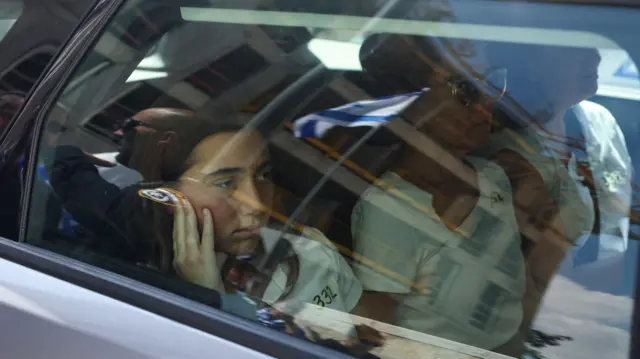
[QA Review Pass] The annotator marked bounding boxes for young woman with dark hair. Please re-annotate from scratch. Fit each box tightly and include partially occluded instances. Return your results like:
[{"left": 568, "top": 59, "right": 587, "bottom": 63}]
[{"left": 49, "top": 119, "right": 362, "bottom": 311}]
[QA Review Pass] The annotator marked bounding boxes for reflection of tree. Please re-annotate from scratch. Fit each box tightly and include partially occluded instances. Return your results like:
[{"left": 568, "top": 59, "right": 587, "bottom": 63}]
[{"left": 524, "top": 329, "right": 573, "bottom": 359}]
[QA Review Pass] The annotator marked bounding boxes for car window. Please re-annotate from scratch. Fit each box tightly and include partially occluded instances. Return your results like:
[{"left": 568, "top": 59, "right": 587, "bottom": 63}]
[
  {"left": 0, "top": 0, "right": 98, "bottom": 117},
  {"left": 25, "top": 1, "right": 640, "bottom": 358},
  {"left": 0, "top": 0, "right": 102, "bottom": 242}
]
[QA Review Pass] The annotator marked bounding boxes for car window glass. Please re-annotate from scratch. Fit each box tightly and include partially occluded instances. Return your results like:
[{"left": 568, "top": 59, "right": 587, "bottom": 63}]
[
  {"left": 0, "top": 1, "right": 94, "bottom": 241},
  {"left": 26, "top": 1, "right": 640, "bottom": 358}
]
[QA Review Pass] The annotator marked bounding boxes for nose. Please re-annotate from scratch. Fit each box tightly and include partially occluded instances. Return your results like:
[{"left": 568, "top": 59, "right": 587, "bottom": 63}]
[{"left": 233, "top": 178, "right": 266, "bottom": 215}]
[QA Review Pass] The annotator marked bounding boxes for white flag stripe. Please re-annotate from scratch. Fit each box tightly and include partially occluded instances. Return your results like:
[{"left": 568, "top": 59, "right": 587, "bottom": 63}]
[{"left": 293, "top": 89, "right": 427, "bottom": 138}]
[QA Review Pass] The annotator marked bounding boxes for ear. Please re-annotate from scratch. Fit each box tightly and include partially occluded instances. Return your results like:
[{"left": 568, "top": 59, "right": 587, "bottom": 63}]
[{"left": 157, "top": 131, "right": 176, "bottom": 146}]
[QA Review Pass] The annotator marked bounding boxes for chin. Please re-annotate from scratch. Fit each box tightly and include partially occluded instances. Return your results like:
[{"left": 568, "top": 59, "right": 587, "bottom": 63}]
[{"left": 224, "top": 236, "right": 260, "bottom": 255}]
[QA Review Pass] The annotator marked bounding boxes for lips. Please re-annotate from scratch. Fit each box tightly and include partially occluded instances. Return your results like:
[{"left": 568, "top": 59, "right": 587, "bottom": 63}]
[{"left": 233, "top": 225, "right": 261, "bottom": 237}]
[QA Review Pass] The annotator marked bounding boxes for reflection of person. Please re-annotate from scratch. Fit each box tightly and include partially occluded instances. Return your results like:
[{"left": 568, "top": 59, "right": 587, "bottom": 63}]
[
  {"left": 350, "top": 82, "right": 526, "bottom": 353},
  {"left": 553, "top": 100, "right": 633, "bottom": 295},
  {"left": 342, "top": 35, "right": 566, "bottom": 356},
  {"left": 99, "top": 107, "right": 202, "bottom": 187},
  {"left": 481, "top": 43, "right": 632, "bottom": 293},
  {"left": 481, "top": 44, "right": 601, "bottom": 244},
  {"left": 84, "top": 108, "right": 209, "bottom": 191},
  {"left": 50, "top": 121, "right": 362, "bottom": 312},
  {"left": 565, "top": 100, "right": 631, "bottom": 266},
  {"left": 90, "top": 108, "right": 199, "bottom": 189}
]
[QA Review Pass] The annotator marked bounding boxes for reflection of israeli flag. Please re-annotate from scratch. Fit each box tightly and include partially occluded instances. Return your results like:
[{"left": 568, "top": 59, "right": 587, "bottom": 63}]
[{"left": 293, "top": 89, "right": 427, "bottom": 138}]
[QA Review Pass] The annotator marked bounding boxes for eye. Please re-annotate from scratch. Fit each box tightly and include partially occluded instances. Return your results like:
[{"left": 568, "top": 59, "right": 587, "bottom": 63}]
[{"left": 213, "top": 178, "right": 236, "bottom": 189}]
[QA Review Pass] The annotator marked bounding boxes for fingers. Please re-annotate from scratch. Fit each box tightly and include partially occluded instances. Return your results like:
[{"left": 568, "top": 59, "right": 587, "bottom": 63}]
[
  {"left": 182, "top": 198, "right": 199, "bottom": 258},
  {"left": 173, "top": 198, "right": 186, "bottom": 263},
  {"left": 201, "top": 208, "right": 215, "bottom": 253}
]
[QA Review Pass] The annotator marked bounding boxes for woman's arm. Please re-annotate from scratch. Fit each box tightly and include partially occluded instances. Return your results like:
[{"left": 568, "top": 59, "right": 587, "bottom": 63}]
[
  {"left": 349, "top": 191, "right": 422, "bottom": 320},
  {"left": 492, "top": 149, "right": 569, "bottom": 330}
]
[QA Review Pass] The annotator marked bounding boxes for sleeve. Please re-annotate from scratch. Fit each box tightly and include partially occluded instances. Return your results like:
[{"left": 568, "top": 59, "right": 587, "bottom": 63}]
[
  {"left": 350, "top": 190, "right": 420, "bottom": 294},
  {"left": 302, "top": 226, "right": 363, "bottom": 312},
  {"left": 334, "top": 245, "right": 363, "bottom": 312},
  {"left": 590, "top": 104, "right": 632, "bottom": 237},
  {"left": 568, "top": 101, "right": 631, "bottom": 240},
  {"left": 489, "top": 130, "right": 595, "bottom": 244},
  {"left": 48, "top": 145, "right": 123, "bottom": 233},
  {"left": 48, "top": 145, "right": 149, "bottom": 259}
]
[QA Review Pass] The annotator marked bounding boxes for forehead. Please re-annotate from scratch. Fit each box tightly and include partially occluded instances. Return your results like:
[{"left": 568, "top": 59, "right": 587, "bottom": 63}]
[{"left": 193, "top": 131, "right": 268, "bottom": 173}]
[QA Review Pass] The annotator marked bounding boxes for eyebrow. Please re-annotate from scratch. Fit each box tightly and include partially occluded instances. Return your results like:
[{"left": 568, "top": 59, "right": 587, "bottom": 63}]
[
  {"left": 206, "top": 167, "right": 245, "bottom": 177},
  {"left": 205, "top": 160, "right": 271, "bottom": 178}
]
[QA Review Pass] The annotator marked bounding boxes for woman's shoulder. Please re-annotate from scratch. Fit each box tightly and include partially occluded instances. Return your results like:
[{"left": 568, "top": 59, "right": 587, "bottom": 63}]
[
  {"left": 356, "top": 171, "right": 434, "bottom": 214},
  {"left": 260, "top": 226, "right": 344, "bottom": 265},
  {"left": 483, "top": 149, "right": 546, "bottom": 189},
  {"left": 480, "top": 127, "right": 562, "bottom": 185}
]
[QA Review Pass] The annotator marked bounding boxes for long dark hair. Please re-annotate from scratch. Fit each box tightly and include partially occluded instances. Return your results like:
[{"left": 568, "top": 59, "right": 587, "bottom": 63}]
[{"left": 122, "top": 117, "right": 243, "bottom": 267}]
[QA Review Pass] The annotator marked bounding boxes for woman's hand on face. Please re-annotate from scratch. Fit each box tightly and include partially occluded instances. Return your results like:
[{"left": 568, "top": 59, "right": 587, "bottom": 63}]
[{"left": 173, "top": 197, "right": 222, "bottom": 291}]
